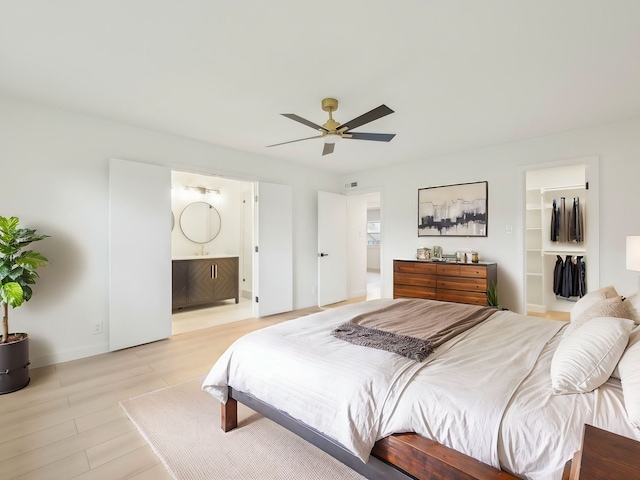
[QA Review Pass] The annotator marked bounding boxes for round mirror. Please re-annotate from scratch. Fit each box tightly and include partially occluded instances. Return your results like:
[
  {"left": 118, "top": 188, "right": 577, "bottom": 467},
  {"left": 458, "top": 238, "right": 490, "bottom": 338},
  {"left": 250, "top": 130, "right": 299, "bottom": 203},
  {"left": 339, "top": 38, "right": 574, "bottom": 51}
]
[
  {"left": 171, "top": 211, "right": 175, "bottom": 231},
  {"left": 179, "top": 201, "right": 221, "bottom": 244}
]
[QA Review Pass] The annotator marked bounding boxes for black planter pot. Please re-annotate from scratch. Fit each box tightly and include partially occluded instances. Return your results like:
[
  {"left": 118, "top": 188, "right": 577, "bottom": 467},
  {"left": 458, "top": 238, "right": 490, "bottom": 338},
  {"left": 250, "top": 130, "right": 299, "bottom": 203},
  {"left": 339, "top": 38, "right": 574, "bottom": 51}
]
[{"left": 0, "top": 333, "right": 30, "bottom": 394}]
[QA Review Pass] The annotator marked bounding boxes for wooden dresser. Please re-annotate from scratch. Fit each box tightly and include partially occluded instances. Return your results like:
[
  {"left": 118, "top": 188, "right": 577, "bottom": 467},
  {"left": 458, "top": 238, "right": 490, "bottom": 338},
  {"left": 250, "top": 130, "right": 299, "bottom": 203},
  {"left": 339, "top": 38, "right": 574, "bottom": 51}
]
[{"left": 394, "top": 259, "right": 497, "bottom": 306}]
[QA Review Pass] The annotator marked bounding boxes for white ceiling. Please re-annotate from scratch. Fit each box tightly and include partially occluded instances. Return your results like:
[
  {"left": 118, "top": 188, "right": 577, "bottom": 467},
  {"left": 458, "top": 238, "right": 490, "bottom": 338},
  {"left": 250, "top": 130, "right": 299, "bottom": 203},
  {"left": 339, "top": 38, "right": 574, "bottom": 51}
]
[{"left": 2, "top": 1, "right": 640, "bottom": 175}]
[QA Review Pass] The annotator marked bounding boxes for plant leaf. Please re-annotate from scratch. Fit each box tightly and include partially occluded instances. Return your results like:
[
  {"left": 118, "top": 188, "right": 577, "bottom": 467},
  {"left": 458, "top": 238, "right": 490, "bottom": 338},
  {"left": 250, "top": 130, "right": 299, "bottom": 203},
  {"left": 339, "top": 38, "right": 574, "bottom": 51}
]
[
  {"left": 0, "top": 282, "right": 24, "bottom": 308},
  {"left": 8, "top": 266, "right": 24, "bottom": 280},
  {"left": 16, "top": 251, "right": 49, "bottom": 270},
  {"left": 0, "top": 217, "right": 19, "bottom": 235}
]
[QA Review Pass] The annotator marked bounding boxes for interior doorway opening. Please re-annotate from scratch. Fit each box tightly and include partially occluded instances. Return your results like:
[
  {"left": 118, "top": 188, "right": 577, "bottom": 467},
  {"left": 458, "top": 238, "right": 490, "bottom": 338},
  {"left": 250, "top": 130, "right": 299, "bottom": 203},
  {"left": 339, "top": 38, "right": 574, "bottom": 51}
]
[
  {"left": 366, "top": 195, "right": 382, "bottom": 300},
  {"left": 171, "top": 170, "right": 253, "bottom": 335},
  {"left": 345, "top": 190, "right": 382, "bottom": 303},
  {"left": 523, "top": 157, "right": 599, "bottom": 319}
]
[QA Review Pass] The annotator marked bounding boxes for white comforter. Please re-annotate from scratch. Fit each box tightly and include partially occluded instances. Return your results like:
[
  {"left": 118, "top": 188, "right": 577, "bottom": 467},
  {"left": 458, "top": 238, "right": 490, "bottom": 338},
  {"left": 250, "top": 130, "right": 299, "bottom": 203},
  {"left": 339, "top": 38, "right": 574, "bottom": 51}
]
[{"left": 202, "top": 299, "right": 639, "bottom": 479}]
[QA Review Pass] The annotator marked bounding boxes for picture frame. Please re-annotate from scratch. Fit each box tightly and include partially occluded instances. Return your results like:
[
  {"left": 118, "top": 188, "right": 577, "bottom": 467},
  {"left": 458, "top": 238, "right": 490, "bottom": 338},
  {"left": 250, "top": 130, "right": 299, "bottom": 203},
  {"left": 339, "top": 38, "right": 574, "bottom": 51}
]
[{"left": 418, "top": 181, "right": 488, "bottom": 237}]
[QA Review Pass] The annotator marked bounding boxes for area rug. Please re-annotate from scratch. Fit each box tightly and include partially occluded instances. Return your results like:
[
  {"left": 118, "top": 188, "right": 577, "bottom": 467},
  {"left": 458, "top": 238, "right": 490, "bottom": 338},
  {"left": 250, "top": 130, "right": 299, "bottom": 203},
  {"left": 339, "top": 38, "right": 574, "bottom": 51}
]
[{"left": 120, "top": 377, "right": 365, "bottom": 480}]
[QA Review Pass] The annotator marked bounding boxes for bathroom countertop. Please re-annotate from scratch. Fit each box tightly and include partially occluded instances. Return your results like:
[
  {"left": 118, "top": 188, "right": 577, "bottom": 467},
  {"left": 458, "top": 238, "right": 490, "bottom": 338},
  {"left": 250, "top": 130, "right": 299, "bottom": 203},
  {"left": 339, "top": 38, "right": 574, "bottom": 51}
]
[{"left": 172, "top": 254, "right": 239, "bottom": 260}]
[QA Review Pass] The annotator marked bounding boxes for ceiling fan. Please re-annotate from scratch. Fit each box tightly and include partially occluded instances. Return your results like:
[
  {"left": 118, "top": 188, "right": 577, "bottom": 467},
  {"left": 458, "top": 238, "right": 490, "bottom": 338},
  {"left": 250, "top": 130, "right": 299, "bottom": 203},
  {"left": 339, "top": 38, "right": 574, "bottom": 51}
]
[{"left": 267, "top": 98, "right": 395, "bottom": 156}]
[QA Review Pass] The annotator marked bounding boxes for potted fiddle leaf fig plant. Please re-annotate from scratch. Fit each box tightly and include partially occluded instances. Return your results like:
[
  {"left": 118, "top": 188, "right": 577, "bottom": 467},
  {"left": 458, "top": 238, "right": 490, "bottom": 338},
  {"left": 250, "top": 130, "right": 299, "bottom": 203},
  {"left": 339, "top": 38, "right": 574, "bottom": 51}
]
[{"left": 0, "top": 216, "right": 49, "bottom": 394}]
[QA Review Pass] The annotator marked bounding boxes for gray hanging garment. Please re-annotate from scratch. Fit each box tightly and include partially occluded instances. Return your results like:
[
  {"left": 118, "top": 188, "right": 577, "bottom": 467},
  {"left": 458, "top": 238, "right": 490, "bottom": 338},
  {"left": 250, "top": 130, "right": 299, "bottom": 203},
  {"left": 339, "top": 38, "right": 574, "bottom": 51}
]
[
  {"left": 550, "top": 199, "right": 559, "bottom": 241},
  {"left": 553, "top": 255, "right": 564, "bottom": 295},
  {"left": 559, "top": 197, "right": 568, "bottom": 242},
  {"left": 574, "top": 197, "right": 583, "bottom": 243}
]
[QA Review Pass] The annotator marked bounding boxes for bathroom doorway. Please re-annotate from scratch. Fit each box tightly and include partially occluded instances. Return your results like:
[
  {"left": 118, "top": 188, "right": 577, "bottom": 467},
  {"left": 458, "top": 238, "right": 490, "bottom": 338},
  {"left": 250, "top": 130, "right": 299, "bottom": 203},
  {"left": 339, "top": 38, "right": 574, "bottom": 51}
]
[{"left": 171, "top": 171, "right": 254, "bottom": 334}]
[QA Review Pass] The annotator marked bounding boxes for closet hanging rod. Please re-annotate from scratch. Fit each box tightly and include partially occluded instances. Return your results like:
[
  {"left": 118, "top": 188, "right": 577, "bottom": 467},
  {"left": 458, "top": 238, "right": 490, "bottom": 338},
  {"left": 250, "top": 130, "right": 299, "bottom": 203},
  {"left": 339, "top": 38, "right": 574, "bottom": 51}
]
[{"left": 540, "top": 184, "right": 585, "bottom": 193}]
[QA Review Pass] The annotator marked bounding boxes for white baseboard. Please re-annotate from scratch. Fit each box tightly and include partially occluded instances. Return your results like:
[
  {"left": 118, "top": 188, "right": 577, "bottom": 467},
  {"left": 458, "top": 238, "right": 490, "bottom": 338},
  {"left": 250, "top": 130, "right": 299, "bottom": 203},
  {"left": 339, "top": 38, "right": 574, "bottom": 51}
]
[{"left": 30, "top": 343, "right": 110, "bottom": 369}]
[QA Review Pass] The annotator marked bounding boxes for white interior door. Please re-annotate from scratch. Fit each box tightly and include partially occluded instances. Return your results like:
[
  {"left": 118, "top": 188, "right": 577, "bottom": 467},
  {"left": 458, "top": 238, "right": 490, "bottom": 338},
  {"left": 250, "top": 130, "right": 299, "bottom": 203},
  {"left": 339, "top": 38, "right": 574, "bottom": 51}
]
[
  {"left": 254, "top": 182, "right": 293, "bottom": 317},
  {"left": 109, "top": 158, "right": 172, "bottom": 351},
  {"left": 318, "top": 191, "right": 347, "bottom": 306}
]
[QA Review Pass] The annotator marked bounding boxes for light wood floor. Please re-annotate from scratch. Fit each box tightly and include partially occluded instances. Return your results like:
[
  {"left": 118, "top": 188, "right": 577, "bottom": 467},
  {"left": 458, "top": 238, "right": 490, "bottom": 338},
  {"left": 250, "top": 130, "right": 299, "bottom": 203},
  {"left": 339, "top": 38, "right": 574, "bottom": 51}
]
[{"left": 0, "top": 306, "right": 323, "bottom": 480}]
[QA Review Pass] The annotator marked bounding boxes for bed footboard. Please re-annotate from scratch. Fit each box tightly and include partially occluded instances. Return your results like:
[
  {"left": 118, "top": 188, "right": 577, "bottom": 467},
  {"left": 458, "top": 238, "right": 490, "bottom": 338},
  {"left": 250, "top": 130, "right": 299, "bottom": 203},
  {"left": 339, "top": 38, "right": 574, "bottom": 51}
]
[{"left": 372, "top": 433, "right": 519, "bottom": 480}]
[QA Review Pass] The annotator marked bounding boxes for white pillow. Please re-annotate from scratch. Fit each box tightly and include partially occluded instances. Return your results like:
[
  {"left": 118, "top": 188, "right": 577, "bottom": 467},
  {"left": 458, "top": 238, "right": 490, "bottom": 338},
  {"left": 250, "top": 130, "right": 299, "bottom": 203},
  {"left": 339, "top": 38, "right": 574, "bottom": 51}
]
[
  {"left": 551, "top": 316, "right": 634, "bottom": 395},
  {"left": 570, "top": 285, "right": 618, "bottom": 322},
  {"left": 618, "top": 326, "right": 640, "bottom": 427},
  {"left": 612, "top": 324, "right": 640, "bottom": 379},
  {"left": 623, "top": 291, "right": 640, "bottom": 325},
  {"left": 564, "top": 296, "right": 630, "bottom": 337}
]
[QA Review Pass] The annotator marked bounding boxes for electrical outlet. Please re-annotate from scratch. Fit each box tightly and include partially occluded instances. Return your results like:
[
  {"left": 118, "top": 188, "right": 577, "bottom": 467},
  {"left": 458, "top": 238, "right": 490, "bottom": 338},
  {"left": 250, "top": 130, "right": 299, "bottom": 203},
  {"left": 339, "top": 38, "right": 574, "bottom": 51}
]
[{"left": 92, "top": 321, "right": 103, "bottom": 335}]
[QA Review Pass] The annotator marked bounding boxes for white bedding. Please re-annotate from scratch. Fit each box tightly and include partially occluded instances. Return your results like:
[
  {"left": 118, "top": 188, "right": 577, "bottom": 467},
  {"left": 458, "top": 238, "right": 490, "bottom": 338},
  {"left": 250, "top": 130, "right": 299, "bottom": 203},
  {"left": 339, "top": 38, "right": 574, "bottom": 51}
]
[{"left": 202, "top": 299, "right": 639, "bottom": 479}]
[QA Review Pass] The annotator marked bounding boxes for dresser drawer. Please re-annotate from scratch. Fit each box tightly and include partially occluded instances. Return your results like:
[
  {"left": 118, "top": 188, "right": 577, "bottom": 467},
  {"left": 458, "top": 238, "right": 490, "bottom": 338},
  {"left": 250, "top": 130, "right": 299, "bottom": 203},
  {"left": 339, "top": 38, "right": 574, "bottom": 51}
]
[
  {"left": 437, "top": 289, "right": 489, "bottom": 306},
  {"left": 437, "top": 264, "right": 487, "bottom": 278},
  {"left": 394, "top": 285, "right": 437, "bottom": 300},
  {"left": 394, "top": 272, "right": 437, "bottom": 288},
  {"left": 394, "top": 261, "right": 437, "bottom": 275},
  {"left": 437, "top": 276, "right": 487, "bottom": 292}
]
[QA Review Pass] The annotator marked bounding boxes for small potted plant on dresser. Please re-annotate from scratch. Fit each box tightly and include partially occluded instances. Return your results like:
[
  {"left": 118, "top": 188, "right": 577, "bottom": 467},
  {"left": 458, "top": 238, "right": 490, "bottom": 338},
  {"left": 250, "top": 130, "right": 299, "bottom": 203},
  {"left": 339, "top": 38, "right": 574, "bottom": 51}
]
[{"left": 0, "top": 216, "right": 49, "bottom": 394}]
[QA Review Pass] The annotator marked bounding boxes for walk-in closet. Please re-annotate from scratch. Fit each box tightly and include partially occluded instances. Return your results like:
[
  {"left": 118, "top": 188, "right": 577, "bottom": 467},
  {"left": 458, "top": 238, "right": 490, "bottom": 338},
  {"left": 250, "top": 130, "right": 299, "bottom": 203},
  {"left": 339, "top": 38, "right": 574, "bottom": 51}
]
[{"left": 525, "top": 159, "right": 599, "bottom": 315}]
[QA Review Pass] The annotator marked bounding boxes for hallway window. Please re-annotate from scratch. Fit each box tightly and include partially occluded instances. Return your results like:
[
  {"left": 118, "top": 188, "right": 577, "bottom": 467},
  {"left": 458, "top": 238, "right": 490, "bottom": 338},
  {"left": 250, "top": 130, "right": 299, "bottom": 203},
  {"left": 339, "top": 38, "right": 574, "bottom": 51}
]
[{"left": 367, "top": 221, "right": 380, "bottom": 245}]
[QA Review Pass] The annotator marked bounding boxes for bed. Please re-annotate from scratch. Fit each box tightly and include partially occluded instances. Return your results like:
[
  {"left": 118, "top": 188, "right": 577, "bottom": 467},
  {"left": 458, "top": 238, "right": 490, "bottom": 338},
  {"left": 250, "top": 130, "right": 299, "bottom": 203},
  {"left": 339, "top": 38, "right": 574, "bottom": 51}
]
[{"left": 202, "top": 291, "right": 640, "bottom": 480}]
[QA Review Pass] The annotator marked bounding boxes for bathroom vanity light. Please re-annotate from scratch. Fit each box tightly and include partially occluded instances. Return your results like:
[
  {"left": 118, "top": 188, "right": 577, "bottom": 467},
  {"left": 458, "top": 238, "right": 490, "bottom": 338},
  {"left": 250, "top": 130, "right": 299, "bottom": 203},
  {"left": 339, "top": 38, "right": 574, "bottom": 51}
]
[{"left": 184, "top": 186, "right": 221, "bottom": 195}]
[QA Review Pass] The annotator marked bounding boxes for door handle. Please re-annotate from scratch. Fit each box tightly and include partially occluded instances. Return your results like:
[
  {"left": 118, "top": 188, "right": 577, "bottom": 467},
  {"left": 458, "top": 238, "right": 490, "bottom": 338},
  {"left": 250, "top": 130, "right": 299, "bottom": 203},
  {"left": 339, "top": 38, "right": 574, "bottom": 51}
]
[{"left": 318, "top": 253, "right": 329, "bottom": 257}]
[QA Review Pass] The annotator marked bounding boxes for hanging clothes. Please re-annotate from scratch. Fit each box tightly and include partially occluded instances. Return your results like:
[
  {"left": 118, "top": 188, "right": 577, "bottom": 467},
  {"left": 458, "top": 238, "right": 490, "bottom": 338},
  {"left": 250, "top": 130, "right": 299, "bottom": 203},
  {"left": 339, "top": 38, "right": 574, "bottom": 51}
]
[
  {"left": 569, "top": 197, "right": 584, "bottom": 243},
  {"left": 550, "top": 196, "right": 584, "bottom": 243},
  {"left": 574, "top": 255, "right": 586, "bottom": 297},
  {"left": 561, "top": 255, "right": 573, "bottom": 298},
  {"left": 554, "top": 255, "right": 586, "bottom": 299},
  {"left": 553, "top": 255, "right": 564, "bottom": 295},
  {"left": 550, "top": 199, "right": 560, "bottom": 241},
  {"left": 559, "top": 197, "right": 568, "bottom": 242}
]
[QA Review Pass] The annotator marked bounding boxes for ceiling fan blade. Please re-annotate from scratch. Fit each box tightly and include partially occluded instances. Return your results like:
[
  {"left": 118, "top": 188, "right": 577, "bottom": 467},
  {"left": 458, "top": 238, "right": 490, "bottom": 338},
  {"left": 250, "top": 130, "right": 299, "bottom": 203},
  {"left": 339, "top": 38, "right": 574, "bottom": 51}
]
[
  {"left": 322, "top": 143, "right": 335, "bottom": 156},
  {"left": 281, "top": 114, "right": 328, "bottom": 132},
  {"left": 266, "top": 135, "right": 323, "bottom": 147},
  {"left": 346, "top": 132, "right": 396, "bottom": 142},
  {"left": 339, "top": 105, "right": 394, "bottom": 132}
]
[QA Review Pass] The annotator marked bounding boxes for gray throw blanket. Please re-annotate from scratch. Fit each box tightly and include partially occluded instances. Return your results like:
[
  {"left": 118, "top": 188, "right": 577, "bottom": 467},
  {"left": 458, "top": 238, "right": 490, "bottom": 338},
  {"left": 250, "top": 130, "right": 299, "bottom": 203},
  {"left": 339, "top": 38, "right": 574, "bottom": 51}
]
[{"left": 332, "top": 299, "right": 496, "bottom": 361}]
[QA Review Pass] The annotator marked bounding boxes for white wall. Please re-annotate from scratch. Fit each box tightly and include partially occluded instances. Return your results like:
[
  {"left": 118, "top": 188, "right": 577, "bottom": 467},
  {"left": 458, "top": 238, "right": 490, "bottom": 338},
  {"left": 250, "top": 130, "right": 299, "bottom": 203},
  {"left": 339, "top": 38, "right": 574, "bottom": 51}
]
[
  {"left": 343, "top": 117, "right": 640, "bottom": 312},
  {"left": 0, "top": 94, "right": 341, "bottom": 367}
]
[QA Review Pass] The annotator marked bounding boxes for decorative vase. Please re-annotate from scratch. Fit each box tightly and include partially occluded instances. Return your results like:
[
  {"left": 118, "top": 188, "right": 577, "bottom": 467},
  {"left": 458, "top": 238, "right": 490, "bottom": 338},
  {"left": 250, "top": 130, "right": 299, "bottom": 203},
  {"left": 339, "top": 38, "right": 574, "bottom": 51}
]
[{"left": 0, "top": 333, "right": 30, "bottom": 394}]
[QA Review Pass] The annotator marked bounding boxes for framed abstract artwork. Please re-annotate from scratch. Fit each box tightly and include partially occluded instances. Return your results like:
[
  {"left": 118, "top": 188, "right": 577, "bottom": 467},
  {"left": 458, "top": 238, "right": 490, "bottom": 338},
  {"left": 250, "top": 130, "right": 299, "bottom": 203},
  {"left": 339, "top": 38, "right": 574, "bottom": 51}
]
[{"left": 418, "top": 181, "right": 488, "bottom": 237}]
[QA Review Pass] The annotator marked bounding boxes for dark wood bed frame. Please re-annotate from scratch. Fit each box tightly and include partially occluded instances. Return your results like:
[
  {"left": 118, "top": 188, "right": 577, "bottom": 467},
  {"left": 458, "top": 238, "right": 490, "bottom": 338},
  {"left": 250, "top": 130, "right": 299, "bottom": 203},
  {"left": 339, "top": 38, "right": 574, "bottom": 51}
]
[{"left": 221, "top": 386, "right": 526, "bottom": 480}]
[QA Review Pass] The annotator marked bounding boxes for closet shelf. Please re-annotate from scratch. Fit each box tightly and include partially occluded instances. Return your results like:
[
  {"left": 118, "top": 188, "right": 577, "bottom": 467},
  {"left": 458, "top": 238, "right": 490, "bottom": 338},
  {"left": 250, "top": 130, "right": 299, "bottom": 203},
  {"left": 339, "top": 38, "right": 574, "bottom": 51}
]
[
  {"left": 541, "top": 184, "right": 585, "bottom": 193},
  {"left": 543, "top": 250, "right": 586, "bottom": 255}
]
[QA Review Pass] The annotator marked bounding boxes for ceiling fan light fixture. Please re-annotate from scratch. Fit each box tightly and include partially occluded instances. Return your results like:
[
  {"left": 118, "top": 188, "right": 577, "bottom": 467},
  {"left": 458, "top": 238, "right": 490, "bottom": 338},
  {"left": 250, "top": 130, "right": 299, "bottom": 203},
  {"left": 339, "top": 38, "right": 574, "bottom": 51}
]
[
  {"left": 268, "top": 99, "right": 394, "bottom": 155},
  {"left": 323, "top": 133, "right": 342, "bottom": 144}
]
